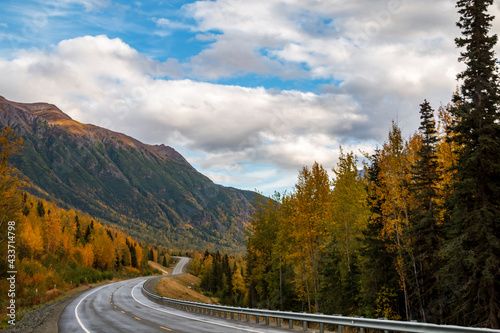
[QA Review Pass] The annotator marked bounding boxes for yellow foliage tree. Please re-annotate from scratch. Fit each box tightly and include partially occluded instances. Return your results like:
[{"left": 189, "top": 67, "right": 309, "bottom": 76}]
[
  {"left": 43, "top": 212, "right": 63, "bottom": 254},
  {"left": 331, "top": 149, "right": 369, "bottom": 278},
  {"left": 92, "top": 229, "right": 115, "bottom": 270},
  {"left": 20, "top": 215, "right": 43, "bottom": 260},
  {"left": 285, "top": 162, "right": 332, "bottom": 313},
  {"left": 83, "top": 243, "right": 94, "bottom": 267},
  {"left": 232, "top": 266, "right": 245, "bottom": 295}
]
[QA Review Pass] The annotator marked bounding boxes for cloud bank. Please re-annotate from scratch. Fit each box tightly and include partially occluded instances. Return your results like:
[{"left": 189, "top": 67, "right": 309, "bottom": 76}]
[{"left": 1, "top": 0, "right": 499, "bottom": 194}]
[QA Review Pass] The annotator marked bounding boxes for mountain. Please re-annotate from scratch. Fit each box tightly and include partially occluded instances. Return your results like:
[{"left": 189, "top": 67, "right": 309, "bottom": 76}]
[{"left": 0, "top": 96, "right": 258, "bottom": 252}]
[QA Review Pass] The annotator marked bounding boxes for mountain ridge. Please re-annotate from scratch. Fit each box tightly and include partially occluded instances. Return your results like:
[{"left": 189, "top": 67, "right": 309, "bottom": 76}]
[{"left": 0, "top": 95, "right": 256, "bottom": 252}]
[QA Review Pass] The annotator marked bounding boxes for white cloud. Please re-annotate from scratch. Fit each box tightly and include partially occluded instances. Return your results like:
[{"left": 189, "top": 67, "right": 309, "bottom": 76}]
[
  {"left": 1, "top": 0, "right": 499, "bottom": 194},
  {"left": 0, "top": 35, "right": 370, "bottom": 193},
  {"left": 152, "top": 17, "right": 192, "bottom": 30},
  {"left": 178, "top": 0, "right": 484, "bottom": 143}
]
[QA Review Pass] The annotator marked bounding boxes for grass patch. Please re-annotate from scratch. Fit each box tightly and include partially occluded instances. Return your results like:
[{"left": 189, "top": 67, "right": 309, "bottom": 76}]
[
  {"left": 155, "top": 274, "right": 218, "bottom": 304},
  {"left": 147, "top": 260, "right": 171, "bottom": 275}
]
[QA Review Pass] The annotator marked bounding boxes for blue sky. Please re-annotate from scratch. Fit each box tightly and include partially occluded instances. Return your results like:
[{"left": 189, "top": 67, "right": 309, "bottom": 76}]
[{"left": 1, "top": 0, "right": 499, "bottom": 195}]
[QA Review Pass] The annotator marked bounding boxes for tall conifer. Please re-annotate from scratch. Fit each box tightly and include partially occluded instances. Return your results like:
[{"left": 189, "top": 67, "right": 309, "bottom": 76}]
[
  {"left": 410, "top": 100, "right": 442, "bottom": 323},
  {"left": 361, "top": 151, "right": 400, "bottom": 318},
  {"left": 444, "top": 0, "right": 500, "bottom": 328}
]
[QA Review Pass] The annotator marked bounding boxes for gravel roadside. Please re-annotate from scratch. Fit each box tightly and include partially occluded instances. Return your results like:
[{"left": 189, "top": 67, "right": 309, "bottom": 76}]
[{"left": 3, "top": 286, "right": 92, "bottom": 333}]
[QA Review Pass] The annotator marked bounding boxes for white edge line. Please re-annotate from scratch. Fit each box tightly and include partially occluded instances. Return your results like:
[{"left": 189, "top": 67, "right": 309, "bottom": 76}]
[
  {"left": 75, "top": 285, "right": 108, "bottom": 333},
  {"left": 131, "top": 281, "right": 267, "bottom": 333}
]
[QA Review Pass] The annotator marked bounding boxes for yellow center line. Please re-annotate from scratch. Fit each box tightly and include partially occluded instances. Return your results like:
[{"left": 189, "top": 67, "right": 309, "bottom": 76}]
[
  {"left": 121, "top": 311, "right": 125, "bottom": 314},
  {"left": 160, "top": 327, "right": 172, "bottom": 331},
  {"left": 134, "top": 317, "right": 141, "bottom": 321}
]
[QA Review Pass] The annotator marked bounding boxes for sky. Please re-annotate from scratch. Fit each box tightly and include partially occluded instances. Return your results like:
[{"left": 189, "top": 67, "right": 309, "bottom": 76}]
[{"left": 0, "top": 0, "right": 499, "bottom": 195}]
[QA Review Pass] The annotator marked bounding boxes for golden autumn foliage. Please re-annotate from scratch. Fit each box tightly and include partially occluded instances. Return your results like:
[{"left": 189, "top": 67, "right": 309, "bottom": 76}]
[
  {"left": 190, "top": 250, "right": 246, "bottom": 306},
  {"left": 245, "top": 112, "right": 464, "bottom": 322},
  {"left": 1, "top": 182, "right": 162, "bottom": 327},
  {"left": 246, "top": 151, "right": 371, "bottom": 314}
]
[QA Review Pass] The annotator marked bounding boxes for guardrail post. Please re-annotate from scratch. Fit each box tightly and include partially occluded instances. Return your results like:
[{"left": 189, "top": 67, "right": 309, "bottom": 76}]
[
  {"left": 359, "top": 328, "right": 365, "bottom": 333},
  {"left": 303, "top": 321, "right": 307, "bottom": 331},
  {"left": 256, "top": 315, "right": 260, "bottom": 324},
  {"left": 238, "top": 313, "right": 241, "bottom": 320},
  {"left": 224, "top": 311, "right": 227, "bottom": 319},
  {"left": 231, "top": 312, "right": 234, "bottom": 320},
  {"left": 246, "top": 314, "right": 250, "bottom": 322},
  {"left": 337, "top": 324, "right": 343, "bottom": 333},
  {"left": 277, "top": 318, "right": 281, "bottom": 327},
  {"left": 265, "top": 317, "right": 269, "bottom": 325},
  {"left": 319, "top": 322, "right": 324, "bottom": 333},
  {"left": 289, "top": 320, "right": 293, "bottom": 329}
]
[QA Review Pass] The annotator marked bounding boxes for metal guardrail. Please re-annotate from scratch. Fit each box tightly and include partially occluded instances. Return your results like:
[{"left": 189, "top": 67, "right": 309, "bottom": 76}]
[{"left": 142, "top": 279, "right": 499, "bottom": 333}]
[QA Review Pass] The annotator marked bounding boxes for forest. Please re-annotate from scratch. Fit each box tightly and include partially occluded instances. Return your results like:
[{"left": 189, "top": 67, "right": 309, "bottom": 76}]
[
  {"left": 244, "top": 0, "right": 499, "bottom": 329},
  {"left": 0, "top": 126, "right": 176, "bottom": 327},
  {"left": 190, "top": 250, "right": 247, "bottom": 306}
]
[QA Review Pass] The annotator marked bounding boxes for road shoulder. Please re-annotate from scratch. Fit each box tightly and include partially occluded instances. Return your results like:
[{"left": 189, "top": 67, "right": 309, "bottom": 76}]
[{"left": 4, "top": 288, "right": 87, "bottom": 333}]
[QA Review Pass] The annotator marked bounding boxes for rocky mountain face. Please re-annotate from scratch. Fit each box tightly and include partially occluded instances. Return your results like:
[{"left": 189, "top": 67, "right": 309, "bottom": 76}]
[{"left": 0, "top": 96, "right": 257, "bottom": 252}]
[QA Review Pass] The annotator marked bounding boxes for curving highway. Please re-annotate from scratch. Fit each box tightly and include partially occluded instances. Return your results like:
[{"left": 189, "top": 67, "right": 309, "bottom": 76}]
[
  {"left": 59, "top": 258, "right": 292, "bottom": 333},
  {"left": 170, "top": 257, "right": 190, "bottom": 276}
]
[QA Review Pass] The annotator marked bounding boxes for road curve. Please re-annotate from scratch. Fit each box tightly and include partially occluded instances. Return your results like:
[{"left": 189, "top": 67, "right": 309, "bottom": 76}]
[
  {"left": 59, "top": 258, "right": 292, "bottom": 333},
  {"left": 171, "top": 257, "right": 190, "bottom": 276}
]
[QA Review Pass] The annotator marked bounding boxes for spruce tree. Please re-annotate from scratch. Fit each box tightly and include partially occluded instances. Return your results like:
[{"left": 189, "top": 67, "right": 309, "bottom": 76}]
[
  {"left": 444, "top": 0, "right": 500, "bottom": 328},
  {"left": 361, "top": 151, "right": 401, "bottom": 318},
  {"left": 75, "top": 215, "right": 81, "bottom": 241},
  {"left": 410, "top": 100, "right": 443, "bottom": 323}
]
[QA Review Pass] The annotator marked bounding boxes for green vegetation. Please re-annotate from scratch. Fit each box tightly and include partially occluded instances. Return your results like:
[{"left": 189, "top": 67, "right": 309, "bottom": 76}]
[
  {"left": 244, "top": 1, "right": 500, "bottom": 328},
  {"left": 190, "top": 250, "right": 246, "bottom": 307},
  {"left": 2, "top": 104, "right": 256, "bottom": 253}
]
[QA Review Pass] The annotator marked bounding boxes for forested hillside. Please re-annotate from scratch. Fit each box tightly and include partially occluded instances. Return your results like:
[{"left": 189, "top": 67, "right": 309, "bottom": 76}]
[
  {"left": 0, "top": 127, "right": 174, "bottom": 327},
  {"left": 245, "top": 1, "right": 500, "bottom": 328},
  {"left": 0, "top": 96, "right": 258, "bottom": 253}
]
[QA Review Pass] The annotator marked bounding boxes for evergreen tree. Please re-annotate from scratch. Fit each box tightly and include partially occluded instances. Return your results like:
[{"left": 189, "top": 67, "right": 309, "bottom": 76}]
[
  {"left": 75, "top": 215, "right": 81, "bottom": 241},
  {"left": 360, "top": 151, "right": 401, "bottom": 318},
  {"left": 222, "top": 254, "right": 233, "bottom": 301},
  {"left": 129, "top": 242, "right": 138, "bottom": 268},
  {"left": 37, "top": 200, "right": 45, "bottom": 217},
  {"left": 444, "top": 0, "right": 500, "bottom": 328},
  {"left": 410, "top": 100, "right": 443, "bottom": 323},
  {"left": 84, "top": 225, "right": 92, "bottom": 243},
  {"left": 322, "top": 149, "right": 368, "bottom": 315},
  {"left": 106, "top": 229, "right": 114, "bottom": 241}
]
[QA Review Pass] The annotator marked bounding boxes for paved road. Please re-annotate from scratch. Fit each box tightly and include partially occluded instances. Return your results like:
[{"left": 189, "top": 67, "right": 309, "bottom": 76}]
[
  {"left": 171, "top": 257, "right": 190, "bottom": 276},
  {"left": 59, "top": 258, "right": 291, "bottom": 333}
]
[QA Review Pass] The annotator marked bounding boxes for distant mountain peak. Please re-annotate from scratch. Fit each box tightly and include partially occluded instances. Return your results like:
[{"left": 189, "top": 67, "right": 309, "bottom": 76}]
[
  {"left": 151, "top": 144, "right": 193, "bottom": 169},
  {"left": 0, "top": 95, "right": 72, "bottom": 122},
  {"left": 0, "top": 96, "right": 189, "bottom": 167},
  {"left": 0, "top": 95, "right": 257, "bottom": 252}
]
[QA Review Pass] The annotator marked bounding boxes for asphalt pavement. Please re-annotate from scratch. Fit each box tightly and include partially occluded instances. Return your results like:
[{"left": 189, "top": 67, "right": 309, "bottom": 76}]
[{"left": 58, "top": 258, "right": 293, "bottom": 333}]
